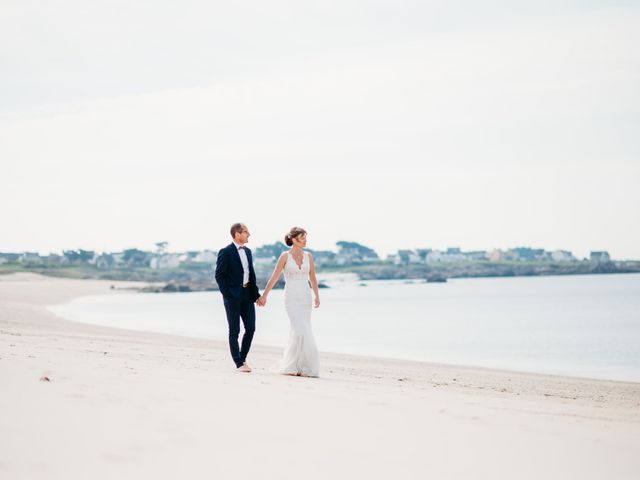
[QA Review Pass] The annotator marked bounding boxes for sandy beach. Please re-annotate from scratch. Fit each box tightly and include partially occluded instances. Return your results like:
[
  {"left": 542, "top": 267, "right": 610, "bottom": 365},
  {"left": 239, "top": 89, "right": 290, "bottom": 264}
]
[{"left": 1, "top": 272, "right": 639, "bottom": 479}]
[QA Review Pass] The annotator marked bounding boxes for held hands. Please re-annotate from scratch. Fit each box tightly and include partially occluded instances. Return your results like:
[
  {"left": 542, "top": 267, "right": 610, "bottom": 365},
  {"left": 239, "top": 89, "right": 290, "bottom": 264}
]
[{"left": 256, "top": 294, "right": 318, "bottom": 308}]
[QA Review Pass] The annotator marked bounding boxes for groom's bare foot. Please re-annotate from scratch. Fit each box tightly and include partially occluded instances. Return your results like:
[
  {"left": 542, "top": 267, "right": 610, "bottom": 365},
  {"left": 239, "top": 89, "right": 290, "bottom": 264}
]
[
  {"left": 237, "top": 364, "right": 251, "bottom": 373},
  {"left": 243, "top": 362, "right": 252, "bottom": 372}
]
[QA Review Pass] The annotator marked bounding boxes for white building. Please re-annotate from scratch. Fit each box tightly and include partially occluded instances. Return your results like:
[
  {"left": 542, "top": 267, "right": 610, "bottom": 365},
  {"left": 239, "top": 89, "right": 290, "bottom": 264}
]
[
  {"left": 426, "top": 249, "right": 468, "bottom": 263},
  {"left": 19, "top": 253, "right": 42, "bottom": 264},
  {"left": 590, "top": 251, "right": 611, "bottom": 263},
  {"left": 426, "top": 250, "right": 444, "bottom": 263},
  {"left": 550, "top": 250, "right": 576, "bottom": 262},
  {"left": 193, "top": 250, "right": 217, "bottom": 263},
  {"left": 465, "top": 251, "right": 488, "bottom": 261},
  {"left": 150, "top": 254, "right": 182, "bottom": 269},
  {"left": 111, "top": 253, "right": 126, "bottom": 265},
  {"left": 393, "top": 250, "right": 423, "bottom": 265}
]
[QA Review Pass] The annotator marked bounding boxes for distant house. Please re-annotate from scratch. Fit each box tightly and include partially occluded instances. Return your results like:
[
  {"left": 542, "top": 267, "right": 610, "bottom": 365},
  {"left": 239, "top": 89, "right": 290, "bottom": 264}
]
[
  {"left": 408, "top": 251, "right": 422, "bottom": 263},
  {"left": 511, "top": 247, "right": 545, "bottom": 261},
  {"left": 395, "top": 250, "right": 421, "bottom": 265},
  {"left": 45, "top": 254, "right": 63, "bottom": 265},
  {"left": 465, "top": 250, "right": 488, "bottom": 261},
  {"left": 111, "top": 252, "right": 126, "bottom": 265},
  {"left": 95, "top": 254, "right": 114, "bottom": 269},
  {"left": 19, "top": 252, "right": 42, "bottom": 264},
  {"left": 550, "top": 250, "right": 576, "bottom": 262},
  {"left": 335, "top": 252, "right": 354, "bottom": 266},
  {"left": 192, "top": 250, "right": 217, "bottom": 264},
  {"left": 489, "top": 249, "right": 522, "bottom": 261},
  {"left": 121, "top": 249, "right": 153, "bottom": 268},
  {"left": 417, "top": 247, "right": 478, "bottom": 263},
  {"left": 426, "top": 248, "right": 467, "bottom": 263},
  {"left": 425, "top": 248, "right": 468, "bottom": 263},
  {"left": 393, "top": 252, "right": 405, "bottom": 265},
  {"left": 488, "top": 249, "right": 504, "bottom": 261},
  {"left": 181, "top": 251, "right": 198, "bottom": 264},
  {"left": 0, "top": 253, "right": 20, "bottom": 263},
  {"left": 181, "top": 251, "right": 217, "bottom": 264},
  {"left": 442, "top": 248, "right": 467, "bottom": 262},
  {"left": 590, "top": 251, "right": 611, "bottom": 263},
  {"left": 150, "top": 254, "right": 181, "bottom": 269},
  {"left": 538, "top": 251, "right": 552, "bottom": 261},
  {"left": 503, "top": 250, "right": 521, "bottom": 261},
  {"left": 416, "top": 249, "right": 432, "bottom": 262},
  {"left": 426, "top": 250, "right": 443, "bottom": 263},
  {"left": 96, "top": 256, "right": 109, "bottom": 269}
]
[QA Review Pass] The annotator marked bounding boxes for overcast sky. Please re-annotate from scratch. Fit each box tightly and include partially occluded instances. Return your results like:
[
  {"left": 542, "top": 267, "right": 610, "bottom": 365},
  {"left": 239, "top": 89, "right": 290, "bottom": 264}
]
[{"left": 1, "top": 1, "right": 639, "bottom": 259}]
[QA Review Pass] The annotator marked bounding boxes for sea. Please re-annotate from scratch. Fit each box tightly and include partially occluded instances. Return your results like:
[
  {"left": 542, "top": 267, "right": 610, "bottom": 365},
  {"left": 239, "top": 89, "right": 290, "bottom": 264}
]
[{"left": 48, "top": 273, "right": 640, "bottom": 382}]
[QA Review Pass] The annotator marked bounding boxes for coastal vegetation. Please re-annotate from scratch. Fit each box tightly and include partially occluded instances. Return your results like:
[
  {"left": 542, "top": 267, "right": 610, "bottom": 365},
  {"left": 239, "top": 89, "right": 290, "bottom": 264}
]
[{"left": 2, "top": 242, "right": 638, "bottom": 292}]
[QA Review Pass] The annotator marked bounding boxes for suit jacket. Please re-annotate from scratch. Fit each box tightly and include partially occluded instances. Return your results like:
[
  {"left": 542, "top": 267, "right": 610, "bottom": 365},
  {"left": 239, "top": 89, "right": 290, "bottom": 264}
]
[{"left": 215, "top": 243, "right": 260, "bottom": 301}]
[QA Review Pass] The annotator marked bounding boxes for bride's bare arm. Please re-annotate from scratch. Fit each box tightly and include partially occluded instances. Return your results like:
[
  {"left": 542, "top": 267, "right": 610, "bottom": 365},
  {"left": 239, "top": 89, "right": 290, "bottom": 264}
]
[
  {"left": 259, "top": 253, "right": 287, "bottom": 305},
  {"left": 309, "top": 253, "right": 321, "bottom": 308}
]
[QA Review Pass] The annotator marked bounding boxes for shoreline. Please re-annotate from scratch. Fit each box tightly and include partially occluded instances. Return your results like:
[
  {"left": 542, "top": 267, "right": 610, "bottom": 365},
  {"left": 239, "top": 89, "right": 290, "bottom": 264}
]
[
  {"left": 48, "top": 294, "right": 640, "bottom": 385},
  {"left": 46, "top": 276, "right": 640, "bottom": 385},
  {"left": 2, "top": 273, "right": 639, "bottom": 479}
]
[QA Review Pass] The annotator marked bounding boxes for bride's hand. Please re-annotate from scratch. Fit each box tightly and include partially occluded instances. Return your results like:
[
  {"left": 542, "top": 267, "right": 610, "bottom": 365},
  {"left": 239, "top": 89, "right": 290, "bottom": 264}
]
[
  {"left": 314, "top": 297, "right": 320, "bottom": 308},
  {"left": 257, "top": 295, "right": 267, "bottom": 307}
]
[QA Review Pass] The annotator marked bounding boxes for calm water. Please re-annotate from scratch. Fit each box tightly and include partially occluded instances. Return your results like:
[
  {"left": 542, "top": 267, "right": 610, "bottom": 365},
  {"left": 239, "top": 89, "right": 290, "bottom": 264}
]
[{"left": 49, "top": 273, "right": 640, "bottom": 382}]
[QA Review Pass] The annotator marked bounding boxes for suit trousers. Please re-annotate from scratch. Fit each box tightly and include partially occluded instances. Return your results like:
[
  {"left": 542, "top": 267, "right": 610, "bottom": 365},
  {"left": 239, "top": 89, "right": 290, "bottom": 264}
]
[{"left": 223, "top": 287, "right": 256, "bottom": 368}]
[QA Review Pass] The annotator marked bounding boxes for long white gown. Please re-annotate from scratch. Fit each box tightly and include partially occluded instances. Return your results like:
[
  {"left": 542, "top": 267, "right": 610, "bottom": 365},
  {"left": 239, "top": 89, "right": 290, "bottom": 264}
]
[{"left": 272, "top": 250, "right": 320, "bottom": 377}]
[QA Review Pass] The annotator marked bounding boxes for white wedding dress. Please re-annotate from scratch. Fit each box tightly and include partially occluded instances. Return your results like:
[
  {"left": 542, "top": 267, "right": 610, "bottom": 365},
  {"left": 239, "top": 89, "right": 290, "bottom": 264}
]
[{"left": 272, "top": 250, "right": 320, "bottom": 377}]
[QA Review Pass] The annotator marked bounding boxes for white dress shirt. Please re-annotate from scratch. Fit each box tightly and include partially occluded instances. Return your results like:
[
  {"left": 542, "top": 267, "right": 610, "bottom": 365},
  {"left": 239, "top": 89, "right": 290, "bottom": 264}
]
[{"left": 232, "top": 241, "right": 250, "bottom": 286}]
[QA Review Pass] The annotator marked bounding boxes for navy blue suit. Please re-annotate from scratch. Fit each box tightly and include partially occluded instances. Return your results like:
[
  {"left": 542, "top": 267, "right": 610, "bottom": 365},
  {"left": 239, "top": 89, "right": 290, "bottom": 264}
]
[{"left": 215, "top": 243, "right": 261, "bottom": 367}]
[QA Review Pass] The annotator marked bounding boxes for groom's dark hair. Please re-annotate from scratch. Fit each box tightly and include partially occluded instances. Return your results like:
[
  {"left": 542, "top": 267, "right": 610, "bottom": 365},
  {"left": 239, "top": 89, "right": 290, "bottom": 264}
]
[{"left": 230, "top": 223, "right": 245, "bottom": 238}]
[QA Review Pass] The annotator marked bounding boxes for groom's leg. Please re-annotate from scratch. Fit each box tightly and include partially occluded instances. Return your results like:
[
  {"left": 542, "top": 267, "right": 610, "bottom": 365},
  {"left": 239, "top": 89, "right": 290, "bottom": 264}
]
[
  {"left": 239, "top": 294, "right": 256, "bottom": 364},
  {"left": 223, "top": 298, "right": 243, "bottom": 368}
]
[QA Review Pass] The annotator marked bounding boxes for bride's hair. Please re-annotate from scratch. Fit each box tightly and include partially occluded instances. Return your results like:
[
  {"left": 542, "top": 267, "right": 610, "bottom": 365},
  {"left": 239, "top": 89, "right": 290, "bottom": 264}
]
[{"left": 285, "top": 226, "right": 307, "bottom": 247}]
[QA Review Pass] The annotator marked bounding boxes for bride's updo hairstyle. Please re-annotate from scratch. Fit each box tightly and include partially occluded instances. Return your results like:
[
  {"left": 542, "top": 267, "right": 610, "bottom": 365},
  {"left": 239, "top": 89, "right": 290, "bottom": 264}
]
[{"left": 285, "top": 226, "right": 307, "bottom": 247}]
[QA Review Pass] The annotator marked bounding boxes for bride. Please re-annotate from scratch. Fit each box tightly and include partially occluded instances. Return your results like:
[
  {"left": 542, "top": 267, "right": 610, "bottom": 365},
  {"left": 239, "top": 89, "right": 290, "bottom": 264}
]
[{"left": 258, "top": 226, "right": 321, "bottom": 377}]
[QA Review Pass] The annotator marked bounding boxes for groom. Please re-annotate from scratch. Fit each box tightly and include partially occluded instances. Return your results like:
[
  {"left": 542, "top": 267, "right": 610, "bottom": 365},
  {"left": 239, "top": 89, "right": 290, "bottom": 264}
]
[{"left": 215, "top": 223, "right": 262, "bottom": 373}]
